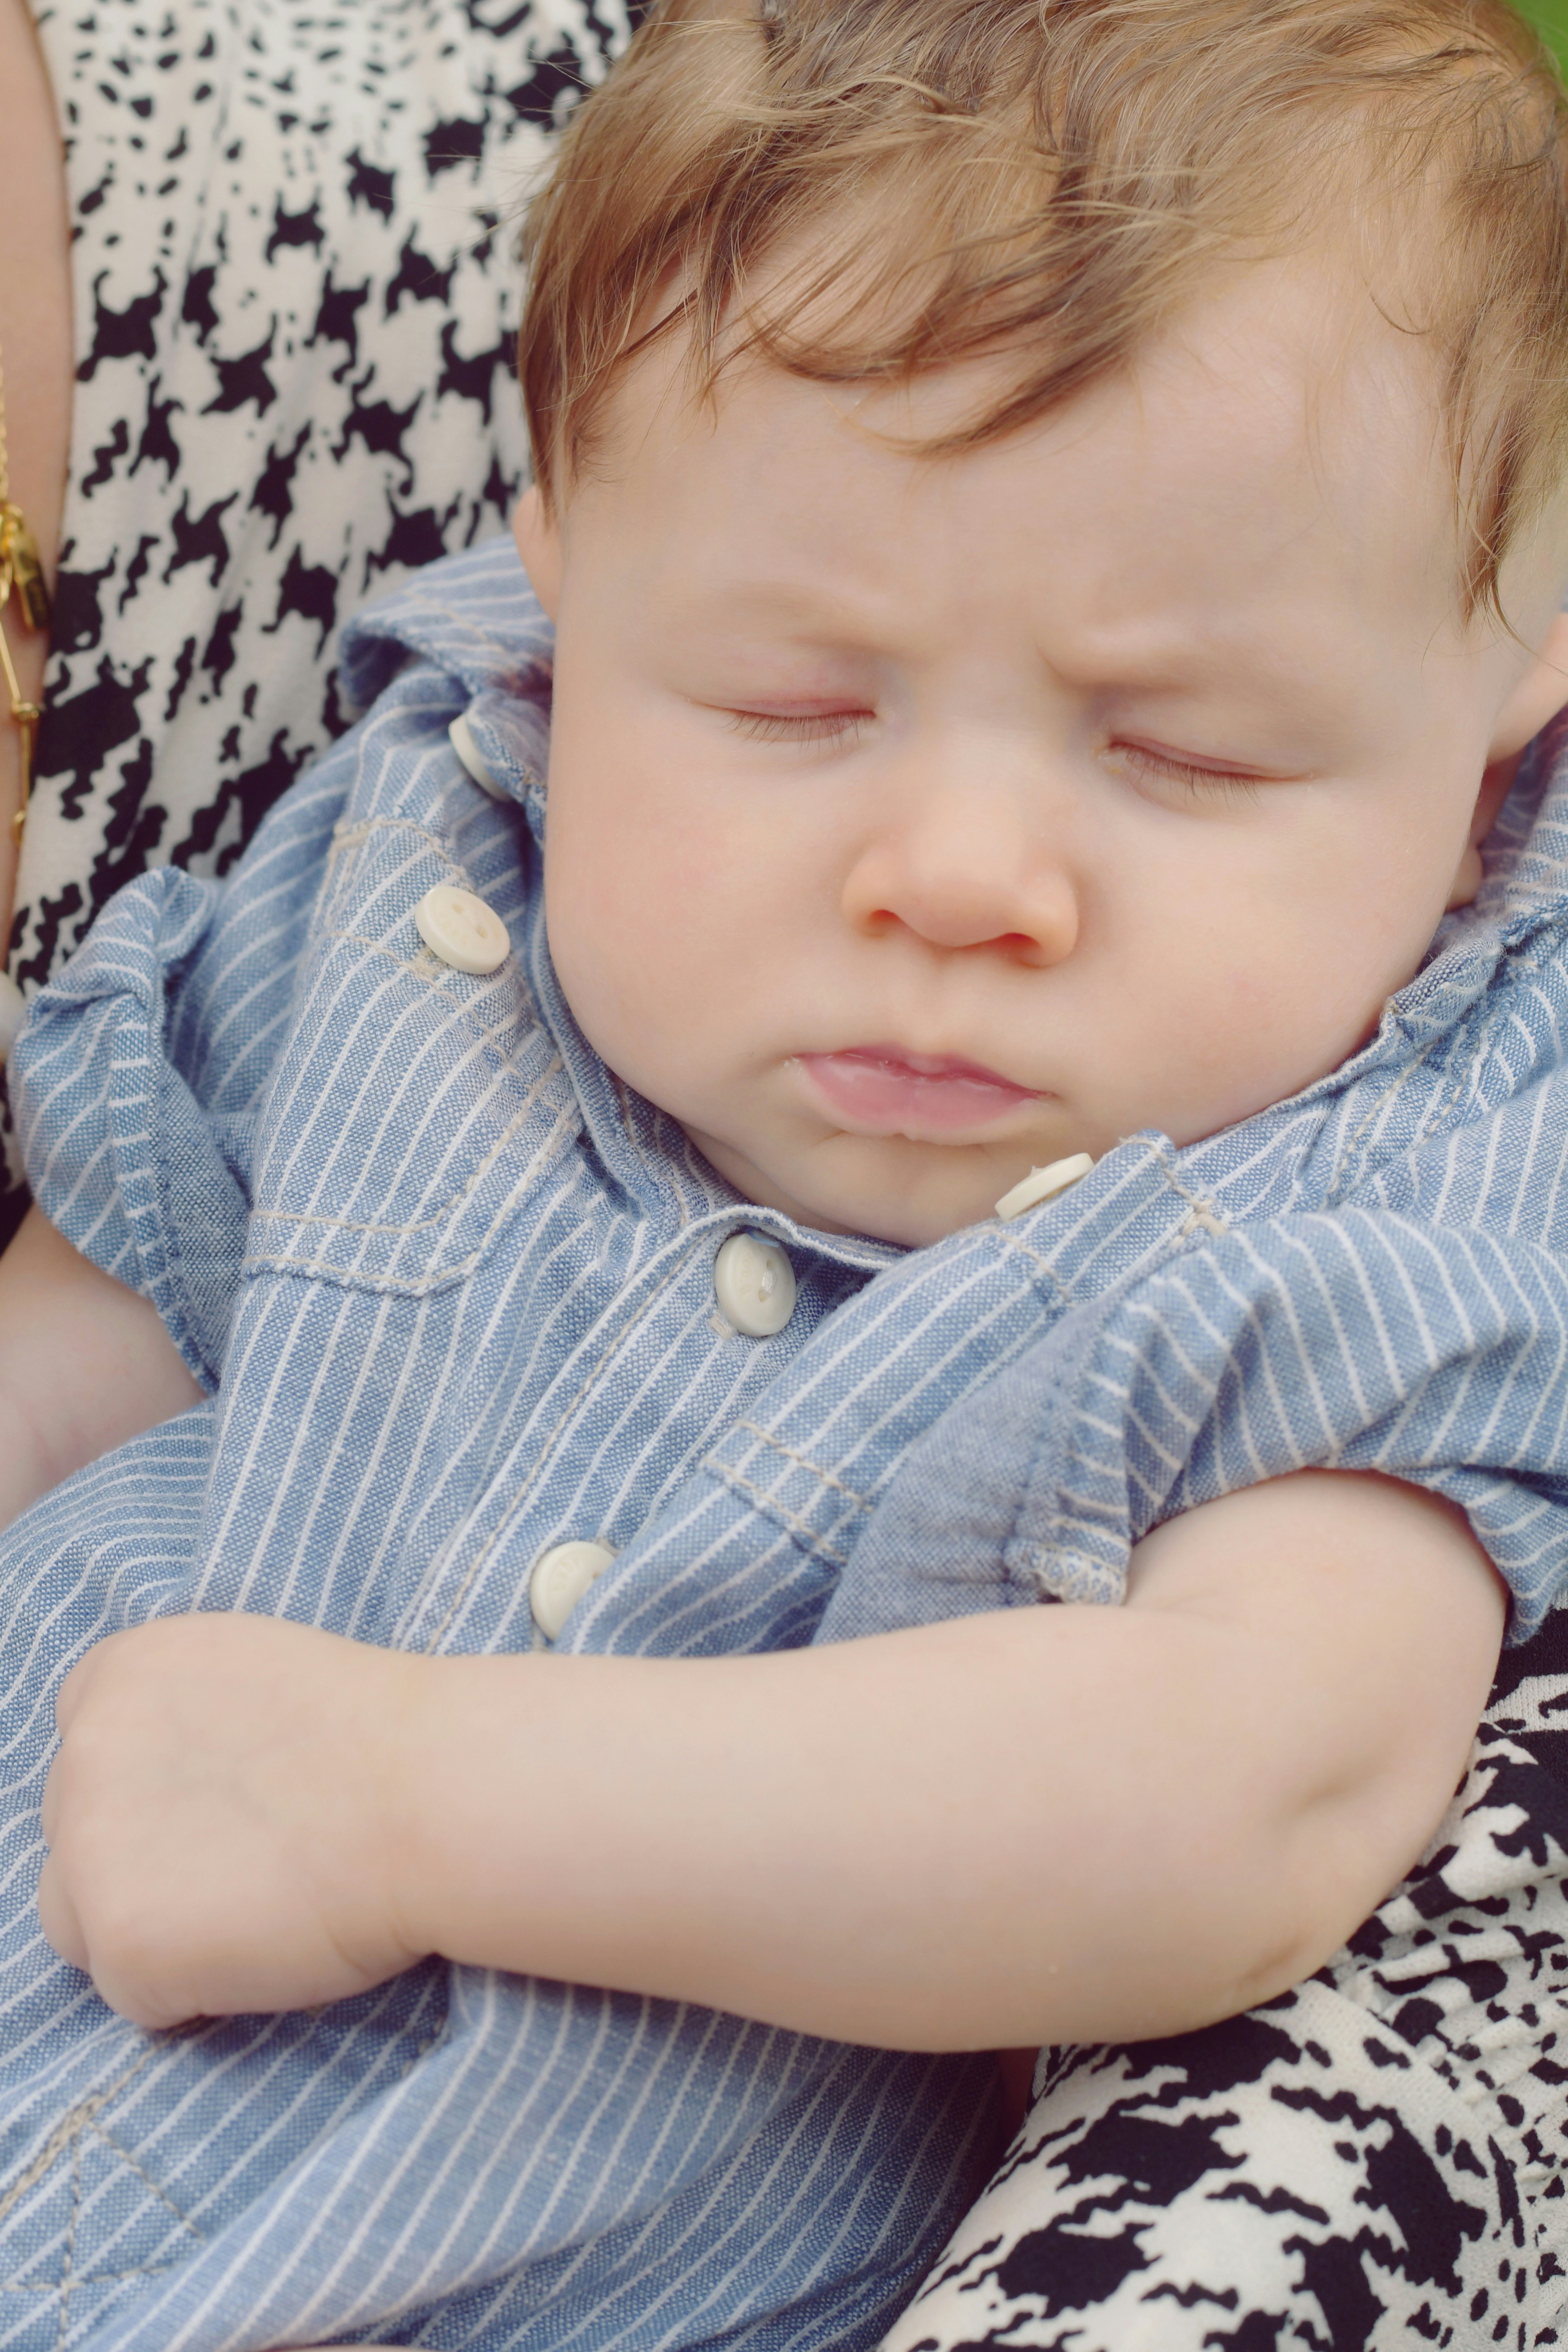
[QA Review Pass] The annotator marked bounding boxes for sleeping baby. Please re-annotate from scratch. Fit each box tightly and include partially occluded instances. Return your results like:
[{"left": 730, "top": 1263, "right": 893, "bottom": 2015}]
[{"left": 2, "top": 1, "right": 1568, "bottom": 2345}]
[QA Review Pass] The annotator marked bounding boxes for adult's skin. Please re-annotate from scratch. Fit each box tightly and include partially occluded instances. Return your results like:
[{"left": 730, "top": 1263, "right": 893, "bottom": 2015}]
[{"left": 0, "top": 0, "right": 71, "bottom": 933}]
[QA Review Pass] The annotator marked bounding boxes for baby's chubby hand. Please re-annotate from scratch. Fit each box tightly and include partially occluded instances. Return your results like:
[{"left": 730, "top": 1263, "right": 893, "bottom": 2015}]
[{"left": 38, "top": 1616, "right": 431, "bottom": 2027}]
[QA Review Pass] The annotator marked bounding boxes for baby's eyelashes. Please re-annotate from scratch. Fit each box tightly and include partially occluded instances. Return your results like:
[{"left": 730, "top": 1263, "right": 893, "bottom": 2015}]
[
  {"left": 724, "top": 708, "right": 877, "bottom": 748},
  {"left": 1102, "top": 738, "right": 1275, "bottom": 805},
  {"left": 718, "top": 708, "right": 1299, "bottom": 805}
]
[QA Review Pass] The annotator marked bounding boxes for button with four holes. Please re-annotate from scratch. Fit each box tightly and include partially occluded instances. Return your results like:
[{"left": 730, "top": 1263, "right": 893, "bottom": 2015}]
[
  {"left": 414, "top": 883, "right": 510, "bottom": 975},
  {"left": 713, "top": 1231, "right": 798, "bottom": 1337},
  {"left": 530, "top": 1539, "right": 617, "bottom": 1642}
]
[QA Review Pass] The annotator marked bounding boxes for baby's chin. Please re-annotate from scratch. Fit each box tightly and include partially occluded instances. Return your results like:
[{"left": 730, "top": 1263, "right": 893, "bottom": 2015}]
[{"left": 689, "top": 1123, "right": 1061, "bottom": 1248}]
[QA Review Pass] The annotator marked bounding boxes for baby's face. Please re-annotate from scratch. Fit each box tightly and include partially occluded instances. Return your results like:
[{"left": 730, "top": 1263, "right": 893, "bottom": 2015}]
[{"left": 519, "top": 256, "right": 1568, "bottom": 1247}]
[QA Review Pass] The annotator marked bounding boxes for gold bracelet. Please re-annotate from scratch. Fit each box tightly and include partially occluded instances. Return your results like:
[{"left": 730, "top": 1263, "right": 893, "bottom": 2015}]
[{"left": 0, "top": 329, "right": 52, "bottom": 849}]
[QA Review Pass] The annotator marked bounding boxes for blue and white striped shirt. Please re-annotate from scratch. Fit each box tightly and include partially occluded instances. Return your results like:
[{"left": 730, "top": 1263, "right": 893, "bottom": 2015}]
[{"left": 4, "top": 534, "right": 1568, "bottom": 2352}]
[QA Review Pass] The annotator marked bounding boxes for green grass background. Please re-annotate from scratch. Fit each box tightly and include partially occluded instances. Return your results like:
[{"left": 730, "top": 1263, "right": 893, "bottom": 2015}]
[{"left": 1519, "top": 1, "right": 1568, "bottom": 77}]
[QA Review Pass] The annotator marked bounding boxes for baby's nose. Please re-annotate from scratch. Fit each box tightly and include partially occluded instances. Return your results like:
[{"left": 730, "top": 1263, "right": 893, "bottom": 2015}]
[{"left": 841, "top": 832, "right": 1079, "bottom": 966}]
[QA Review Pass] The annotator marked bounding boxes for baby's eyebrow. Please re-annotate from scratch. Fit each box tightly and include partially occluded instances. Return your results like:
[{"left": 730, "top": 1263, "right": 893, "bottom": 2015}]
[
  {"left": 672, "top": 564, "right": 1301, "bottom": 651},
  {"left": 1044, "top": 603, "right": 1370, "bottom": 699},
  {"left": 673, "top": 575, "right": 887, "bottom": 638}
]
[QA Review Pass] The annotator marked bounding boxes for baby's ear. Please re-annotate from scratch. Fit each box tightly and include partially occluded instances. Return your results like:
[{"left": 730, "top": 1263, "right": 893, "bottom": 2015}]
[
  {"left": 513, "top": 486, "right": 564, "bottom": 621},
  {"left": 1448, "top": 612, "right": 1568, "bottom": 909},
  {"left": 1486, "top": 610, "right": 1568, "bottom": 770}
]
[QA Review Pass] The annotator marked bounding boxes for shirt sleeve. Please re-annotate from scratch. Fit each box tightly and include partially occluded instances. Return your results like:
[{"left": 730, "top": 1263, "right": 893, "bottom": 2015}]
[
  {"left": 9, "top": 743, "right": 351, "bottom": 1388},
  {"left": 845, "top": 1209, "right": 1568, "bottom": 1644}
]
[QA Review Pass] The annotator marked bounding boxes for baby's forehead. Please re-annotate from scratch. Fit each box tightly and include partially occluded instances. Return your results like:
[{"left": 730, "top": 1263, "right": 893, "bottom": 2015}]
[{"left": 574, "top": 248, "right": 1475, "bottom": 663}]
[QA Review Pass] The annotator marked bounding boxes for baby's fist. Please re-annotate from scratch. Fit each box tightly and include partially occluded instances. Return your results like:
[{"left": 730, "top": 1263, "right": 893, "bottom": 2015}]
[{"left": 38, "top": 1615, "right": 428, "bottom": 2026}]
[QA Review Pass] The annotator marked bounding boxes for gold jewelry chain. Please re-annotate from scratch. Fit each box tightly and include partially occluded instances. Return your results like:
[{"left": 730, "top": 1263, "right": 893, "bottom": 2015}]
[{"left": 0, "top": 329, "right": 51, "bottom": 850}]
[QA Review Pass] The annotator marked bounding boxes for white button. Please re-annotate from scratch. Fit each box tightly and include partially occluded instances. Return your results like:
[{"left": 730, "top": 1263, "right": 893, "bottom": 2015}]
[
  {"left": 994, "top": 1153, "right": 1095, "bottom": 1221},
  {"left": 414, "top": 884, "right": 510, "bottom": 974},
  {"left": 0, "top": 972, "right": 24, "bottom": 1064},
  {"left": 713, "top": 1232, "right": 797, "bottom": 1337},
  {"left": 530, "top": 1540, "right": 616, "bottom": 1641},
  {"left": 449, "top": 711, "right": 508, "bottom": 801}
]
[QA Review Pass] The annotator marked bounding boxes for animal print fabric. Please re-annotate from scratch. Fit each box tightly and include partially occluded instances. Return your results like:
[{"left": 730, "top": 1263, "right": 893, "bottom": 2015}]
[
  {"left": 13, "top": 0, "right": 639, "bottom": 996},
  {"left": 884, "top": 1607, "right": 1568, "bottom": 2352}
]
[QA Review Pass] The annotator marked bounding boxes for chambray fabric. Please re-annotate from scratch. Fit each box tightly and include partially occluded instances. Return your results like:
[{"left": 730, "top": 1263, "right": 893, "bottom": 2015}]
[{"left": 3, "top": 534, "right": 1568, "bottom": 2351}]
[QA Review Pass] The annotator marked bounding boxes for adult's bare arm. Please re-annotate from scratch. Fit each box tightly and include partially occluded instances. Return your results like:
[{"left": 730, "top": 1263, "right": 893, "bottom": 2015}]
[
  {"left": 0, "top": 0, "right": 72, "bottom": 924},
  {"left": 39, "top": 1466, "right": 1503, "bottom": 2042},
  {"left": 0, "top": 1206, "right": 203, "bottom": 1529}
]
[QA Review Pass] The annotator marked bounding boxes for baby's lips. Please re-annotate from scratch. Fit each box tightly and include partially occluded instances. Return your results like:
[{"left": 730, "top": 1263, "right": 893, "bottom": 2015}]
[{"left": 798, "top": 1045, "right": 1044, "bottom": 1135}]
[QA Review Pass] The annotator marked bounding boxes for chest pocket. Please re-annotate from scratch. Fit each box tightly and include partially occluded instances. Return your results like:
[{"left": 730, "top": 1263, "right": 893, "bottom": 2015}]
[{"left": 243, "top": 818, "right": 581, "bottom": 1296}]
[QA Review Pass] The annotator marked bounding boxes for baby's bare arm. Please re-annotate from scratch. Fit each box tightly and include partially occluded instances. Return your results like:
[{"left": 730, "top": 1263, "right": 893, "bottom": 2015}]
[
  {"left": 38, "top": 1468, "right": 1502, "bottom": 2045},
  {"left": 0, "top": 1208, "right": 203, "bottom": 1527}
]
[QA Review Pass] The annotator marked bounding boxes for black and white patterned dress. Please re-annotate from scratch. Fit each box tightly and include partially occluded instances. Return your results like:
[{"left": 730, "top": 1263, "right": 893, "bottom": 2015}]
[{"left": 13, "top": 0, "right": 640, "bottom": 994}]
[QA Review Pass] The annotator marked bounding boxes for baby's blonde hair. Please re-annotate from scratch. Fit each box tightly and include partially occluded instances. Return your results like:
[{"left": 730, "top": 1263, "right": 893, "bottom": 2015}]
[{"left": 520, "top": 0, "right": 1568, "bottom": 617}]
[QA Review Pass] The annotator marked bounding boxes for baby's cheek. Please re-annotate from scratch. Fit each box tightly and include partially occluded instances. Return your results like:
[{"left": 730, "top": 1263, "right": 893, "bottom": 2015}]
[
  {"left": 1083, "top": 916, "right": 1323, "bottom": 1146},
  {"left": 545, "top": 877, "right": 720, "bottom": 1121}
]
